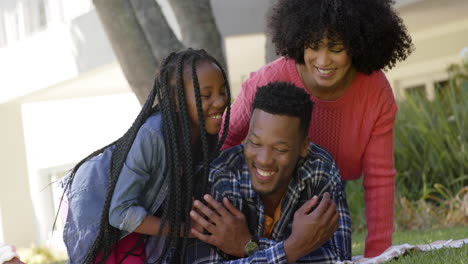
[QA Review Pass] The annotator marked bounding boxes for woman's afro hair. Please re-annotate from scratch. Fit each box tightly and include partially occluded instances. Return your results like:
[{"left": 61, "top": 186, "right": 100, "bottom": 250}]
[{"left": 267, "top": 0, "right": 414, "bottom": 74}]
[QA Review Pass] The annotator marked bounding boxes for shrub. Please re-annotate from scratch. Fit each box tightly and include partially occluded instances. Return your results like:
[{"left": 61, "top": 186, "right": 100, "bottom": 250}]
[{"left": 394, "top": 60, "right": 468, "bottom": 201}]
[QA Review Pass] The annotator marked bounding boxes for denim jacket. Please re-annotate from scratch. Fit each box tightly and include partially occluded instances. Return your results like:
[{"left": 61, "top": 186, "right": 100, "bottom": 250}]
[{"left": 62, "top": 112, "right": 169, "bottom": 264}]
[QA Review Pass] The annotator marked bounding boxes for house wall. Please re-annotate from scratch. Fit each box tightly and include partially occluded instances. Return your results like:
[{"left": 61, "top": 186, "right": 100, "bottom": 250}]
[
  {"left": 386, "top": 0, "right": 468, "bottom": 100},
  {"left": 0, "top": 102, "right": 36, "bottom": 246}
]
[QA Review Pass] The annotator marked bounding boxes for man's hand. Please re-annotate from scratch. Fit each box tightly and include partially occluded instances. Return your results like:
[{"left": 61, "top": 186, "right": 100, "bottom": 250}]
[
  {"left": 190, "top": 194, "right": 252, "bottom": 257},
  {"left": 284, "top": 192, "right": 339, "bottom": 263}
]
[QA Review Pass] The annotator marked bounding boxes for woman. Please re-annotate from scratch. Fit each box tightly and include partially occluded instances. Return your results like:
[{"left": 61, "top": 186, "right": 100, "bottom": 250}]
[{"left": 222, "top": 0, "right": 413, "bottom": 257}]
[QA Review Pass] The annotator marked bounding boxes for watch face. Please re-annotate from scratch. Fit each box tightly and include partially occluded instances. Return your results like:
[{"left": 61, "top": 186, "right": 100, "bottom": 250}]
[{"left": 245, "top": 240, "right": 259, "bottom": 256}]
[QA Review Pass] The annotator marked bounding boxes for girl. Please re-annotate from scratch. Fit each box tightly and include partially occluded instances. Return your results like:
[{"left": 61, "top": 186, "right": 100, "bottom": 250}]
[
  {"left": 222, "top": 0, "right": 413, "bottom": 257},
  {"left": 62, "top": 48, "right": 231, "bottom": 263}
]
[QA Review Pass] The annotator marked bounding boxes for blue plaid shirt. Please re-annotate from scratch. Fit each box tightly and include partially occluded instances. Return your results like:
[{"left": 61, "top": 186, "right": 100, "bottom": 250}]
[{"left": 185, "top": 143, "right": 352, "bottom": 263}]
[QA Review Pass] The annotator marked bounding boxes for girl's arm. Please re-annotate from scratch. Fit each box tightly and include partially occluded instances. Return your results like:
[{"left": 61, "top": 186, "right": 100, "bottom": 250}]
[
  {"left": 109, "top": 125, "right": 167, "bottom": 233},
  {"left": 133, "top": 215, "right": 165, "bottom": 235}
]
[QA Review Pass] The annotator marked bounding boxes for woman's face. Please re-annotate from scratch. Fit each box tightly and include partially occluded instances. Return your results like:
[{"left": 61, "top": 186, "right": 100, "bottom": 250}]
[
  {"left": 183, "top": 61, "right": 227, "bottom": 135},
  {"left": 302, "top": 37, "right": 354, "bottom": 91}
]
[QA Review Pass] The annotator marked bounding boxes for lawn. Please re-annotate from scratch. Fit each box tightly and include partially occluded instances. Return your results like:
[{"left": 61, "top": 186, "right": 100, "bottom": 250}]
[{"left": 352, "top": 226, "right": 468, "bottom": 263}]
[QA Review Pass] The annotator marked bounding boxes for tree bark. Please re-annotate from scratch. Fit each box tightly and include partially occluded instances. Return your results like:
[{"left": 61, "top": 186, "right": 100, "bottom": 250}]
[
  {"left": 129, "top": 0, "right": 184, "bottom": 61},
  {"left": 169, "top": 0, "right": 227, "bottom": 69},
  {"left": 93, "top": 0, "right": 159, "bottom": 104},
  {"left": 93, "top": 0, "right": 227, "bottom": 104},
  {"left": 265, "top": 0, "right": 279, "bottom": 64},
  {"left": 265, "top": 33, "right": 279, "bottom": 64}
]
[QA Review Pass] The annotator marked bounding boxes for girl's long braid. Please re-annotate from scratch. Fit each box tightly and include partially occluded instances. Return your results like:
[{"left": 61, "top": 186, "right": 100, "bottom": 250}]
[
  {"left": 71, "top": 49, "right": 230, "bottom": 264},
  {"left": 163, "top": 53, "right": 183, "bottom": 262},
  {"left": 54, "top": 139, "right": 117, "bottom": 234},
  {"left": 210, "top": 57, "right": 231, "bottom": 151},
  {"left": 173, "top": 53, "right": 194, "bottom": 259},
  {"left": 84, "top": 53, "right": 176, "bottom": 264},
  {"left": 191, "top": 52, "right": 232, "bottom": 202},
  {"left": 154, "top": 62, "right": 179, "bottom": 262}
]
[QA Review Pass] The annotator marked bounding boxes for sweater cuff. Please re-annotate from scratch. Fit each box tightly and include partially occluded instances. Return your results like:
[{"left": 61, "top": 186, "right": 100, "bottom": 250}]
[{"left": 365, "top": 239, "right": 392, "bottom": 257}]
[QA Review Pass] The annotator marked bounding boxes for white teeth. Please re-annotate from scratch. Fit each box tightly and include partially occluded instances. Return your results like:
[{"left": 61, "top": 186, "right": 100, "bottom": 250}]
[
  {"left": 209, "top": 114, "right": 222, "bottom": 119},
  {"left": 317, "top": 68, "right": 334, "bottom": 74},
  {"left": 257, "top": 169, "right": 274, "bottom": 177}
]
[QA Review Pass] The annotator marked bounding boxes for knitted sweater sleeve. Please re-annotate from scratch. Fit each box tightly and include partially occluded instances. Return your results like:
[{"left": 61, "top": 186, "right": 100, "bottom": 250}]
[{"left": 362, "top": 81, "right": 398, "bottom": 257}]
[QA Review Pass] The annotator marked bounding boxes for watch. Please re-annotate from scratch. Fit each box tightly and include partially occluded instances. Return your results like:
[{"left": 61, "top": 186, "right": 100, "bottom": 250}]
[{"left": 243, "top": 236, "right": 259, "bottom": 257}]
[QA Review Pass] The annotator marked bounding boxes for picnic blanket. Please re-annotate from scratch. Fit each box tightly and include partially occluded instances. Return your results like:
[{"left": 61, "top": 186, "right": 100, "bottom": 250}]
[{"left": 337, "top": 239, "right": 468, "bottom": 264}]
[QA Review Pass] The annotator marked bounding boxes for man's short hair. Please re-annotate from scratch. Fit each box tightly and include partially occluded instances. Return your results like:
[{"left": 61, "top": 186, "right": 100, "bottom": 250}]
[{"left": 252, "top": 81, "right": 313, "bottom": 137}]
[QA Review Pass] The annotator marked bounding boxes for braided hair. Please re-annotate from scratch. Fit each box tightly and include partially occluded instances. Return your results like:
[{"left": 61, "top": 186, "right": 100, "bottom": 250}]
[{"left": 63, "top": 48, "right": 231, "bottom": 263}]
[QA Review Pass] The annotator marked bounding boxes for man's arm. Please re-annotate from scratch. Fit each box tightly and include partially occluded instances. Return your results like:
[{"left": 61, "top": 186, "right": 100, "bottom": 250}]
[
  {"left": 190, "top": 194, "right": 339, "bottom": 264},
  {"left": 292, "top": 175, "right": 352, "bottom": 262}
]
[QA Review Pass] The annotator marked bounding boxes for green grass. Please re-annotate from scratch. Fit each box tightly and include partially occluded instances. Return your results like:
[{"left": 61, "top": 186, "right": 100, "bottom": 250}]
[{"left": 352, "top": 226, "right": 468, "bottom": 263}]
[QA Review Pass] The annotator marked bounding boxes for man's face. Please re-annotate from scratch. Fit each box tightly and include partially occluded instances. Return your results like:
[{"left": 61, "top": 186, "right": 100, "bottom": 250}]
[{"left": 244, "top": 109, "right": 309, "bottom": 200}]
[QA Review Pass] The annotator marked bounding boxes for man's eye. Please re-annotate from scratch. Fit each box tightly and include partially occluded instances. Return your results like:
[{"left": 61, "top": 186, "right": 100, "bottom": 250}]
[
  {"left": 248, "top": 139, "right": 259, "bottom": 146},
  {"left": 274, "top": 149, "right": 288, "bottom": 153}
]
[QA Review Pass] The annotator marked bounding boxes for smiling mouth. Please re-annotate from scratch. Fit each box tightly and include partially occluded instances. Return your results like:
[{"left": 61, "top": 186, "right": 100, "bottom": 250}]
[
  {"left": 208, "top": 113, "right": 222, "bottom": 119},
  {"left": 316, "top": 67, "right": 335, "bottom": 75},
  {"left": 255, "top": 167, "right": 276, "bottom": 181}
]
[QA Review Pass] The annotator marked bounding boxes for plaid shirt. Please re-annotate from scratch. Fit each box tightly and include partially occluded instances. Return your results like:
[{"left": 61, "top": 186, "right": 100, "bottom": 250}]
[{"left": 185, "top": 143, "right": 352, "bottom": 263}]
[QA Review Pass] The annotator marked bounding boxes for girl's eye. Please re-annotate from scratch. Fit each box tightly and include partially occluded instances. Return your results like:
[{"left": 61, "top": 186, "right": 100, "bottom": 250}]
[{"left": 200, "top": 94, "right": 210, "bottom": 98}]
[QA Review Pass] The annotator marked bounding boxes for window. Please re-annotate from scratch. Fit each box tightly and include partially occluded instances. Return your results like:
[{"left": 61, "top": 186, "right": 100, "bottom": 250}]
[
  {"left": 404, "top": 84, "right": 427, "bottom": 99},
  {"left": 24, "top": 0, "right": 49, "bottom": 35},
  {"left": 435, "top": 80, "right": 449, "bottom": 95},
  {"left": 0, "top": 12, "right": 6, "bottom": 47}
]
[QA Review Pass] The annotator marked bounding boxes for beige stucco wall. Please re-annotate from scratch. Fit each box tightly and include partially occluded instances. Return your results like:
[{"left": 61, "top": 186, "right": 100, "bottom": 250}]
[
  {"left": 225, "top": 33, "right": 267, "bottom": 98},
  {"left": 386, "top": 18, "right": 468, "bottom": 100},
  {"left": 0, "top": 102, "right": 36, "bottom": 247}
]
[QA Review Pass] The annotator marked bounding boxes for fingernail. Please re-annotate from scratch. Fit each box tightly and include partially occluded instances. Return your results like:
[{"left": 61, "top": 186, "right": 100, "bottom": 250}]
[
  {"left": 204, "top": 194, "right": 210, "bottom": 200},
  {"left": 190, "top": 211, "right": 195, "bottom": 216},
  {"left": 194, "top": 201, "right": 200, "bottom": 207},
  {"left": 313, "top": 195, "right": 318, "bottom": 199}
]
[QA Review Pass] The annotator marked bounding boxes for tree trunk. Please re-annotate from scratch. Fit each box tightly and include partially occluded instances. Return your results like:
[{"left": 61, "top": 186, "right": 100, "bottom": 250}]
[
  {"left": 93, "top": 0, "right": 158, "bottom": 104},
  {"left": 93, "top": 0, "right": 227, "bottom": 104},
  {"left": 129, "top": 0, "right": 184, "bottom": 61},
  {"left": 265, "top": 0, "right": 279, "bottom": 64},
  {"left": 169, "top": 0, "right": 227, "bottom": 69},
  {"left": 265, "top": 33, "right": 279, "bottom": 64}
]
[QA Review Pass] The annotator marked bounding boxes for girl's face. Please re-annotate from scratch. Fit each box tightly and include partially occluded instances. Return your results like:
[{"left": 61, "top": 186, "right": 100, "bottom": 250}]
[
  {"left": 302, "top": 36, "right": 355, "bottom": 92},
  {"left": 183, "top": 61, "right": 227, "bottom": 135}
]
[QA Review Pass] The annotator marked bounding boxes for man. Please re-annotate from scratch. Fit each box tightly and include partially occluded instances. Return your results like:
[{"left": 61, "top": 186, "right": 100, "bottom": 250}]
[{"left": 187, "top": 81, "right": 351, "bottom": 263}]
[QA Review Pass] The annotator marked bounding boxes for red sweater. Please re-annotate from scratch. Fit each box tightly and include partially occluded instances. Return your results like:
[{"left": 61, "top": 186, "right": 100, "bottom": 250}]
[{"left": 222, "top": 57, "right": 397, "bottom": 257}]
